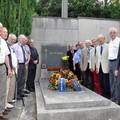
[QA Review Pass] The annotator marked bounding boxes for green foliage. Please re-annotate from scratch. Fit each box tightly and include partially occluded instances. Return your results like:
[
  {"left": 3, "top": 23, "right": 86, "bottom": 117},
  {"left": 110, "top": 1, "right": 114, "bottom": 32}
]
[
  {"left": 36, "top": 0, "right": 120, "bottom": 19},
  {"left": 68, "top": 0, "right": 102, "bottom": 17},
  {"left": 36, "top": 0, "right": 61, "bottom": 17},
  {"left": 0, "top": 0, "right": 36, "bottom": 36}
]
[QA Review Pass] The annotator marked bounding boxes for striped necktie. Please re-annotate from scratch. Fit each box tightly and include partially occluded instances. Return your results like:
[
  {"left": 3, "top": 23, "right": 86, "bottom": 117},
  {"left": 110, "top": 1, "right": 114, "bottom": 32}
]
[{"left": 21, "top": 45, "right": 26, "bottom": 63}]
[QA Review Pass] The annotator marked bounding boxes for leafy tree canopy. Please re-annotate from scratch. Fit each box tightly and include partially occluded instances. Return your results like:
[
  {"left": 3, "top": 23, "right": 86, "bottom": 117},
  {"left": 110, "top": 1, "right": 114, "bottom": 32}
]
[
  {"left": 0, "top": 0, "right": 36, "bottom": 36},
  {"left": 36, "top": 0, "right": 120, "bottom": 19}
]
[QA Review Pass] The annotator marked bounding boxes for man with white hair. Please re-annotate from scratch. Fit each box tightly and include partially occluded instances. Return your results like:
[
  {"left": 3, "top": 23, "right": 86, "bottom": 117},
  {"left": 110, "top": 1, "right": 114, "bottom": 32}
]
[
  {"left": 26, "top": 39, "right": 39, "bottom": 92},
  {"left": 13, "top": 34, "right": 28, "bottom": 100},
  {"left": 80, "top": 40, "right": 94, "bottom": 90},
  {"left": 0, "top": 27, "right": 15, "bottom": 110},
  {"left": 90, "top": 39, "right": 101, "bottom": 94},
  {"left": 23, "top": 36, "right": 31, "bottom": 94},
  {"left": 7, "top": 33, "right": 17, "bottom": 103},
  {"left": 108, "top": 27, "right": 120, "bottom": 103},
  {"left": 96, "top": 34, "right": 110, "bottom": 98},
  {"left": 0, "top": 24, "right": 12, "bottom": 120}
]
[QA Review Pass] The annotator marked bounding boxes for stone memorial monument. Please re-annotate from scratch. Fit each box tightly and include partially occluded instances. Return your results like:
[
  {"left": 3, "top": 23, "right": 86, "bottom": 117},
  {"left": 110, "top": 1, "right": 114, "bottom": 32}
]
[
  {"left": 35, "top": 69, "right": 120, "bottom": 120},
  {"left": 41, "top": 44, "right": 67, "bottom": 68},
  {"left": 33, "top": 1, "right": 120, "bottom": 119}
]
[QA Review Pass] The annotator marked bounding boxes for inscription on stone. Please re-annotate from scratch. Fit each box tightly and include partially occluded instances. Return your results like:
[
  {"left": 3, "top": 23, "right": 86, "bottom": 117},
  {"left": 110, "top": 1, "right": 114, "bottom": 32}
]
[{"left": 41, "top": 44, "right": 67, "bottom": 67}]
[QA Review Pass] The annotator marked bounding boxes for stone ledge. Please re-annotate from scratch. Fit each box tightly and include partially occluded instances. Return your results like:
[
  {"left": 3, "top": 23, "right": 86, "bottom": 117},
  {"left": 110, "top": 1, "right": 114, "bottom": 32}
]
[
  {"left": 35, "top": 79, "right": 120, "bottom": 120},
  {"left": 40, "top": 80, "right": 111, "bottom": 110}
]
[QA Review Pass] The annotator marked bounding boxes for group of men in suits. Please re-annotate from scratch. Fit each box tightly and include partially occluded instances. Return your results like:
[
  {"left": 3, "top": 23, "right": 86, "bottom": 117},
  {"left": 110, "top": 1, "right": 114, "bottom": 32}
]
[
  {"left": 0, "top": 22, "right": 39, "bottom": 120},
  {"left": 67, "top": 27, "right": 120, "bottom": 104}
]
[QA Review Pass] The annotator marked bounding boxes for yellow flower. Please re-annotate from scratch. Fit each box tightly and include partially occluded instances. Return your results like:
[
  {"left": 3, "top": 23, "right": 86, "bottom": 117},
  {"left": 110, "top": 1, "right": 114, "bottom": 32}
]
[{"left": 62, "top": 56, "right": 69, "bottom": 61}]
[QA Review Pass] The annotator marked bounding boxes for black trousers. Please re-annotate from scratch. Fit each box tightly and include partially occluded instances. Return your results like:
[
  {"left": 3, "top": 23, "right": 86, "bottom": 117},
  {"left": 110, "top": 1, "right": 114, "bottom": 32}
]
[
  {"left": 99, "top": 65, "right": 110, "bottom": 98},
  {"left": 68, "top": 61, "right": 74, "bottom": 72},
  {"left": 82, "top": 64, "right": 94, "bottom": 91},
  {"left": 26, "top": 64, "right": 37, "bottom": 91},
  {"left": 17, "top": 64, "right": 26, "bottom": 96},
  {"left": 74, "top": 63, "right": 81, "bottom": 80}
]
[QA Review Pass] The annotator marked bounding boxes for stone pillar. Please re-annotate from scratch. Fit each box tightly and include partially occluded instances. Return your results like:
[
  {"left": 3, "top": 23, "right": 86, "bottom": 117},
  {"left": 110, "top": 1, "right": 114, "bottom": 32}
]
[{"left": 61, "top": 0, "right": 68, "bottom": 18}]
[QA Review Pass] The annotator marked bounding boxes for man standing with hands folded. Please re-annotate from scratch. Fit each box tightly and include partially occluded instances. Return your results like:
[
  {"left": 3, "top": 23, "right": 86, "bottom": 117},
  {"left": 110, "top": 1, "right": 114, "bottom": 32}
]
[
  {"left": 0, "top": 23, "right": 12, "bottom": 120},
  {"left": 108, "top": 27, "right": 120, "bottom": 103}
]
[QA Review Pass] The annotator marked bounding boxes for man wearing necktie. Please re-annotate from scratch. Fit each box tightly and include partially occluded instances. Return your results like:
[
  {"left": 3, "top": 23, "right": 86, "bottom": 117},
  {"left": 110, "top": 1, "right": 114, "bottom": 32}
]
[
  {"left": 21, "top": 45, "right": 26, "bottom": 63},
  {"left": 80, "top": 40, "right": 94, "bottom": 91},
  {"left": 96, "top": 34, "right": 110, "bottom": 98},
  {"left": 89, "top": 39, "right": 101, "bottom": 94},
  {"left": 13, "top": 35, "right": 28, "bottom": 100}
]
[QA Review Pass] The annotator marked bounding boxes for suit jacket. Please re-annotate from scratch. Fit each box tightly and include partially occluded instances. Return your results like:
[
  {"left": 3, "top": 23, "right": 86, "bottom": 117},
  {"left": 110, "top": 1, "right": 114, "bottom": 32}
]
[
  {"left": 80, "top": 48, "right": 89, "bottom": 71},
  {"left": 89, "top": 47, "right": 97, "bottom": 71},
  {"left": 116, "top": 44, "right": 120, "bottom": 70},
  {"left": 96, "top": 43, "right": 109, "bottom": 73},
  {"left": 67, "top": 50, "right": 74, "bottom": 63}
]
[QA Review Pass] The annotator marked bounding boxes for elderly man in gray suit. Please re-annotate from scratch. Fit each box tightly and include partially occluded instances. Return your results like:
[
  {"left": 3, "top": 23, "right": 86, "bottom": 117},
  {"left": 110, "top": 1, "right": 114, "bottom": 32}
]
[{"left": 80, "top": 40, "right": 94, "bottom": 90}]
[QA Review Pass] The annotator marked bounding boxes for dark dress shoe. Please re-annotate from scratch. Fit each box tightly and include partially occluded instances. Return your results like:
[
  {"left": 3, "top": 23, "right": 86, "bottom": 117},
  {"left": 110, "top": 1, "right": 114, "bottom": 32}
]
[
  {"left": 17, "top": 96, "right": 23, "bottom": 100},
  {"left": 23, "top": 91, "right": 30, "bottom": 94},
  {"left": 117, "top": 101, "right": 120, "bottom": 105},
  {"left": 23, "top": 89, "right": 30, "bottom": 94},
  {"left": 0, "top": 116, "right": 8, "bottom": 120},
  {"left": 29, "top": 89, "right": 35, "bottom": 92},
  {"left": 2, "top": 109, "right": 11, "bottom": 115},
  {"left": 20, "top": 94, "right": 28, "bottom": 97},
  {"left": 4, "top": 109, "right": 11, "bottom": 112},
  {"left": 2, "top": 111, "right": 8, "bottom": 116}
]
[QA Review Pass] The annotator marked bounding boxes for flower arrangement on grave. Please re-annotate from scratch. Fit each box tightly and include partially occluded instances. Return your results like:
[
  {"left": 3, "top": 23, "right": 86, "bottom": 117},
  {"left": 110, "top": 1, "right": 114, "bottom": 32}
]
[{"left": 48, "top": 69, "right": 81, "bottom": 91}]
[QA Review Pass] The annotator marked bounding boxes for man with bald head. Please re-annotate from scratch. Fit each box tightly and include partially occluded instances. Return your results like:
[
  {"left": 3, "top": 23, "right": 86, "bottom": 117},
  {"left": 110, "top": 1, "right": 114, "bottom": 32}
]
[{"left": 13, "top": 34, "right": 28, "bottom": 100}]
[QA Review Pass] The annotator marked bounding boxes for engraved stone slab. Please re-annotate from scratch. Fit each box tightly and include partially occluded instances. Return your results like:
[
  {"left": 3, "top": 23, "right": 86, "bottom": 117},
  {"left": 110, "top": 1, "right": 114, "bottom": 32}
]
[{"left": 41, "top": 44, "right": 67, "bottom": 67}]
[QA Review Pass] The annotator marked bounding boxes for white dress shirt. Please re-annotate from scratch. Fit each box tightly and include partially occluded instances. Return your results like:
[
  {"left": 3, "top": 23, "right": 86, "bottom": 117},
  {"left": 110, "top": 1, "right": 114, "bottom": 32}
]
[
  {"left": 13, "top": 42, "right": 27, "bottom": 63},
  {"left": 0, "top": 38, "right": 10, "bottom": 64},
  {"left": 108, "top": 37, "right": 120, "bottom": 60},
  {"left": 89, "top": 47, "right": 97, "bottom": 71},
  {"left": 10, "top": 45, "right": 18, "bottom": 69}
]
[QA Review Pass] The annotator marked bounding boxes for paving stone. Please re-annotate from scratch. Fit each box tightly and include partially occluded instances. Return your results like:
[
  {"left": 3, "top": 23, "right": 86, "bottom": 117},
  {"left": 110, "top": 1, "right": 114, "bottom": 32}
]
[{"left": 8, "top": 93, "right": 36, "bottom": 120}]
